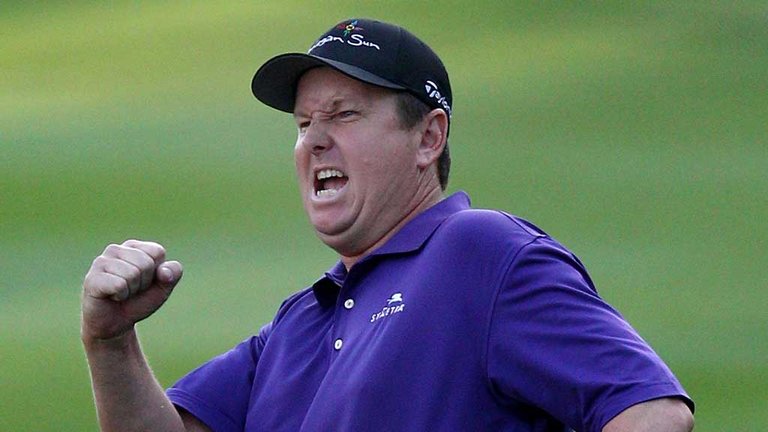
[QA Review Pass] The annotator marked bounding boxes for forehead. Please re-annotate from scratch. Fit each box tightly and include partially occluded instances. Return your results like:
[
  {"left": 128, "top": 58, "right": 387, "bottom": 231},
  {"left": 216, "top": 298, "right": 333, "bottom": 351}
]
[{"left": 294, "top": 67, "right": 391, "bottom": 114}]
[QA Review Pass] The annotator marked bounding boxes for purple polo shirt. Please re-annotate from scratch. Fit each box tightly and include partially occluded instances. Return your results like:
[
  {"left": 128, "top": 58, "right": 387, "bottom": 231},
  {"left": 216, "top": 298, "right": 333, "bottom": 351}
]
[{"left": 167, "top": 191, "right": 693, "bottom": 431}]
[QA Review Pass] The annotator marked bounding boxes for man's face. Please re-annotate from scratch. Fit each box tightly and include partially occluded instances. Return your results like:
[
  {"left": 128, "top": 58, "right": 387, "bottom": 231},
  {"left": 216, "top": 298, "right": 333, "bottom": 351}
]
[{"left": 293, "top": 67, "right": 426, "bottom": 259}]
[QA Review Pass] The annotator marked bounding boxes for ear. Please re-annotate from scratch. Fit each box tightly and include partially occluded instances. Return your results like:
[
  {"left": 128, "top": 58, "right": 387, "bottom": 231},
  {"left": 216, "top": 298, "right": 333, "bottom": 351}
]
[{"left": 416, "top": 109, "right": 449, "bottom": 169}]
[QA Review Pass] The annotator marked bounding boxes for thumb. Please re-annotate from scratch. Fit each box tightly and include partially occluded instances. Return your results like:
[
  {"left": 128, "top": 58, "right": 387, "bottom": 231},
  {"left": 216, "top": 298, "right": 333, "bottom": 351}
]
[{"left": 156, "top": 260, "right": 183, "bottom": 287}]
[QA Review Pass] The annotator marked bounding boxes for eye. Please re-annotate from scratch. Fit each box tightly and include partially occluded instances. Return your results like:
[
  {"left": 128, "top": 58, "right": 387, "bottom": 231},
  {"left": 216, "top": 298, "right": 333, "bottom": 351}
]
[
  {"left": 297, "top": 120, "right": 310, "bottom": 133},
  {"left": 336, "top": 110, "right": 358, "bottom": 120}
]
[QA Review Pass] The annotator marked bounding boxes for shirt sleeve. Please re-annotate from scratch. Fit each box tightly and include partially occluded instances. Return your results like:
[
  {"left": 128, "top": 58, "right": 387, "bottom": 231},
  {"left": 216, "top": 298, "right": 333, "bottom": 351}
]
[
  {"left": 486, "top": 237, "right": 693, "bottom": 432},
  {"left": 166, "top": 323, "right": 272, "bottom": 432}
]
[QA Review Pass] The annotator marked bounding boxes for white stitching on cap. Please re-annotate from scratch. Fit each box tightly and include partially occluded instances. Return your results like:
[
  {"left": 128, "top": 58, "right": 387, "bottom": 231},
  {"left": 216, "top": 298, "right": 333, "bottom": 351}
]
[{"left": 308, "top": 34, "right": 381, "bottom": 53}]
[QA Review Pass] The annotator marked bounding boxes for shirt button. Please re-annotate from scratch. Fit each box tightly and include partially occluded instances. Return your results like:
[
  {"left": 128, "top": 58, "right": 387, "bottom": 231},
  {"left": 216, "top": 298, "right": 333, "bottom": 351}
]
[
  {"left": 344, "top": 299, "right": 355, "bottom": 309},
  {"left": 334, "top": 339, "right": 343, "bottom": 350}
]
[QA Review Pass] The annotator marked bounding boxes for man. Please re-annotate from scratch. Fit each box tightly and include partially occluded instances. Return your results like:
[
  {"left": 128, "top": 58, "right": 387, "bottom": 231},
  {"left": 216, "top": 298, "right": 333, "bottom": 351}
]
[{"left": 81, "top": 18, "right": 694, "bottom": 431}]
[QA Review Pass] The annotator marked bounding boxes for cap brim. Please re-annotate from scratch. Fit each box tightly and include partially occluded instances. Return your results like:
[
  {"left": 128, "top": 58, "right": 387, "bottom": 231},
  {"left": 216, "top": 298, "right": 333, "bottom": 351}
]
[{"left": 251, "top": 53, "right": 406, "bottom": 113}]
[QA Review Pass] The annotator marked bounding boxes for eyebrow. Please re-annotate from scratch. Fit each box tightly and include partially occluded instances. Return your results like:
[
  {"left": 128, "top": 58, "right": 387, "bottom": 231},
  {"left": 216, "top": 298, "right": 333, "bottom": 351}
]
[{"left": 294, "top": 97, "right": 352, "bottom": 118}]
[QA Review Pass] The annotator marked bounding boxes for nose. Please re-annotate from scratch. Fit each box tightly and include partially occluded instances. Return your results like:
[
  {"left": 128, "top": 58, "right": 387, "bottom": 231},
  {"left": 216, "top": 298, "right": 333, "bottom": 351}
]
[{"left": 300, "top": 120, "right": 333, "bottom": 156}]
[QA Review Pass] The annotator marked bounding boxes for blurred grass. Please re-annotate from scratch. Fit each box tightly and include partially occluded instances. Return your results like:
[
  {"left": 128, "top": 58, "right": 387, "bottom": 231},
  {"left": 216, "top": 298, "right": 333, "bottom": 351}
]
[{"left": 1, "top": 1, "right": 767, "bottom": 430}]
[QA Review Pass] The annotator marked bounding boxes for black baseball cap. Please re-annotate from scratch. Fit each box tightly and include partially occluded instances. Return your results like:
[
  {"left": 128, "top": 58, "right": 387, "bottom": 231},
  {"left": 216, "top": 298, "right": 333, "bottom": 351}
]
[{"left": 251, "top": 18, "right": 452, "bottom": 122}]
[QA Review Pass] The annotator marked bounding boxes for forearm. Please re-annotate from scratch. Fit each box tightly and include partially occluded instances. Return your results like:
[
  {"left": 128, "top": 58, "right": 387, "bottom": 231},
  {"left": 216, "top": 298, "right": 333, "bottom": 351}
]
[{"left": 83, "top": 328, "right": 186, "bottom": 432}]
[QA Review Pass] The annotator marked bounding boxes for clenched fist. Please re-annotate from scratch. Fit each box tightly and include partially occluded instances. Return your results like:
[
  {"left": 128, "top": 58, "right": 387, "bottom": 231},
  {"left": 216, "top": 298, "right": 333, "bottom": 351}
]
[{"left": 81, "top": 240, "right": 183, "bottom": 342}]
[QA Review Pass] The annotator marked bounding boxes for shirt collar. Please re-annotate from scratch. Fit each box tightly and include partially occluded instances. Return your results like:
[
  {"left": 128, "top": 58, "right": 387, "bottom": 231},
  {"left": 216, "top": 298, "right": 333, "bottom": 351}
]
[
  {"left": 365, "top": 190, "right": 471, "bottom": 257},
  {"left": 311, "top": 191, "right": 471, "bottom": 306},
  {"left": 312, "top": 260, "right": 347, "bottom": 308}
]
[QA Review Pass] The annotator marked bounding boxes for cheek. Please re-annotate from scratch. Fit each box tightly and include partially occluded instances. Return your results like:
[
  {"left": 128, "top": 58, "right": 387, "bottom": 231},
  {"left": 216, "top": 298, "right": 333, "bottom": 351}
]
[
  {"left": 373, "top": 134, "right": 418, "bottom": 171},
  {"left": 355, "top": 149, "right": 390, "bottom": 179}
]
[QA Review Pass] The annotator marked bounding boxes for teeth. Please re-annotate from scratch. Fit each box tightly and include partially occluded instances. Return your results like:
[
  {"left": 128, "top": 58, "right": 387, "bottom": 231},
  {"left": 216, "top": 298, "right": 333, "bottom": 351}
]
[
  {"left": 316, "top": 169, "right": 345, "bottom": 180},
  {"left": 314, "top": 168, "right": 346, "bottom": 198},
  {"left": 316, "top": 189, "right": 338, "bottom": 197}
]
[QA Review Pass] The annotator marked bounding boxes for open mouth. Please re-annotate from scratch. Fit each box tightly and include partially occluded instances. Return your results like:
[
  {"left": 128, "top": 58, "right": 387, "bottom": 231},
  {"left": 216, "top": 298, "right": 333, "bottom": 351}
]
[{"left": 314, "top": 168, "right": 349, "bottom": 198}]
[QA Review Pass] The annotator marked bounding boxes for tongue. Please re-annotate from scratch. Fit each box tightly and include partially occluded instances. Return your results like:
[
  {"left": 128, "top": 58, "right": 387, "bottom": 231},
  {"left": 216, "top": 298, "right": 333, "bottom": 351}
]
[{"left": 324, "top": 177, "right": 348, "bottom": 191}]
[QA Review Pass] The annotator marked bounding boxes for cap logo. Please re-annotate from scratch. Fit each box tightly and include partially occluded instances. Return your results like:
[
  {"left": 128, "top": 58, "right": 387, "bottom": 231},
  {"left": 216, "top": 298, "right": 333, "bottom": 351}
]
[
  {"left": 425, "top": 80, "right": 452, "bottom": 117},
  {"left": 338, "top": 20, "right": 364, "bottom": 37},
  {"left": 308, "top": 20, "right": 381, "bottom": 53}
]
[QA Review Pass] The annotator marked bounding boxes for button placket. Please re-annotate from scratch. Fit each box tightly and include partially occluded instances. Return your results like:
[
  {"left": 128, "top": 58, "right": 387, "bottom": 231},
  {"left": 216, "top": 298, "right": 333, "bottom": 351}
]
[{"left": 331, "top": 280, "right": 357, "bottom": 354}]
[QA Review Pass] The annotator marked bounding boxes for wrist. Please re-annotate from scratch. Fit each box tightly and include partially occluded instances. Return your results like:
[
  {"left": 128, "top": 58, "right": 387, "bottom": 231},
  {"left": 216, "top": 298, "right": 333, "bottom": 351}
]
[{"left": 81, "top": 326, "right": 138, "bottom": 351}]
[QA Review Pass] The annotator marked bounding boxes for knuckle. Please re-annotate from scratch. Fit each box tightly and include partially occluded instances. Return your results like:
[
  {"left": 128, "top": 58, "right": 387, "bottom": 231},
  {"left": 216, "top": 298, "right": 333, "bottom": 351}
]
[
  {"left": 93, "top": 255, "right": 111, "bottom": 267},
  {"left": 104, "top": 243, "right": 122, "bottom": 256},
  {"left": 84, "top": 273, "right": 127, "bottom": 298},
  {"left": 82, "top": 272, "right": 98, "bottom": 291},
  {"left": 154, "top": 244, "right": 167, "bottom": 260},
  {"left": 144, "top": 242, "right": 166, "bottom": 261},
  {"left": 125, "top": 264, "right": 141, "bottom": 282},
  {"left": 116, "top": 277, "right": 130, "bottom": 293},
  {"left": 138, "top": 251, "right": 157, "bottom": 269},
  {"left": 105, "top": 275, "right": 129, "bottom": 295},
  {"left": 141, "top": 263, "right": 156, "bottom": 279},
  {"left": 124, "top": 239, "right": 166, "bottom": 262}
]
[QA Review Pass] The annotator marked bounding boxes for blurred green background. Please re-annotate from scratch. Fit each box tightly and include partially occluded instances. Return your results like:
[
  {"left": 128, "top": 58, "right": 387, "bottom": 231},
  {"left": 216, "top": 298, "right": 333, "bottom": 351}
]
[{"left": 2, "top": 1, "right": 766, "bottom": 430}]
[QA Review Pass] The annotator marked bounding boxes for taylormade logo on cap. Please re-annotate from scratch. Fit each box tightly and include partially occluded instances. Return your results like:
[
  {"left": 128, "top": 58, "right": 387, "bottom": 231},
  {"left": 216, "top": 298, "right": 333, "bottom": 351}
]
[{"left": 425, "top": 80, "right": 452, "bottom": 117}]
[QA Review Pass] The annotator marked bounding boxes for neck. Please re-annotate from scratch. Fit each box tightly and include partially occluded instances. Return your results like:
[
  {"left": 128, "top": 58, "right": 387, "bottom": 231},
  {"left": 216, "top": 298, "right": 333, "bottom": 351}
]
[{"left": 340, "top": 186, "right": 444, "bottom": 270}]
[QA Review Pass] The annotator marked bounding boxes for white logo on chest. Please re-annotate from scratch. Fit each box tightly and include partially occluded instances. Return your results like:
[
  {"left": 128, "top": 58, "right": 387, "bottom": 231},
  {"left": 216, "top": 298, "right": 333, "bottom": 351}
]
[{"left": 370, "top": 292, "right": 406, "bottom": 323}]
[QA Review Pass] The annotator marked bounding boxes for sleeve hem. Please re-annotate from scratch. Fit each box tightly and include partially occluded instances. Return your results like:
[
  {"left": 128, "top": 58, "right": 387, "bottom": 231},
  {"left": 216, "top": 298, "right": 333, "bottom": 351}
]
[
  {"left": 166, "top": 388, "right": 242, "bottom": 432},
  {"left": 594, "top": 382, "right": 695, "bottom": 432}
]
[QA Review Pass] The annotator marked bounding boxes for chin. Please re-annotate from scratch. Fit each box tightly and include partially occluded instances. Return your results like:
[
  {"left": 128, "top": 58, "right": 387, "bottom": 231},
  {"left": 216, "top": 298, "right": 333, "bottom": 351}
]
[
  {"left": 314, "top": 231, "right": 350, "bottom": 254},
  {"left": 311, "top": 221, "right": 347, "bottom": 242}
]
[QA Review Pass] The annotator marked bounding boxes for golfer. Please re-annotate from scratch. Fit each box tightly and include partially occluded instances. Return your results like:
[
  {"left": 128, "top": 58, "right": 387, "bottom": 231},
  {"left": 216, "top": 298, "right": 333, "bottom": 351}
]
[{"left": 81, "top": 18, "right": 694, "bottom": 431}]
